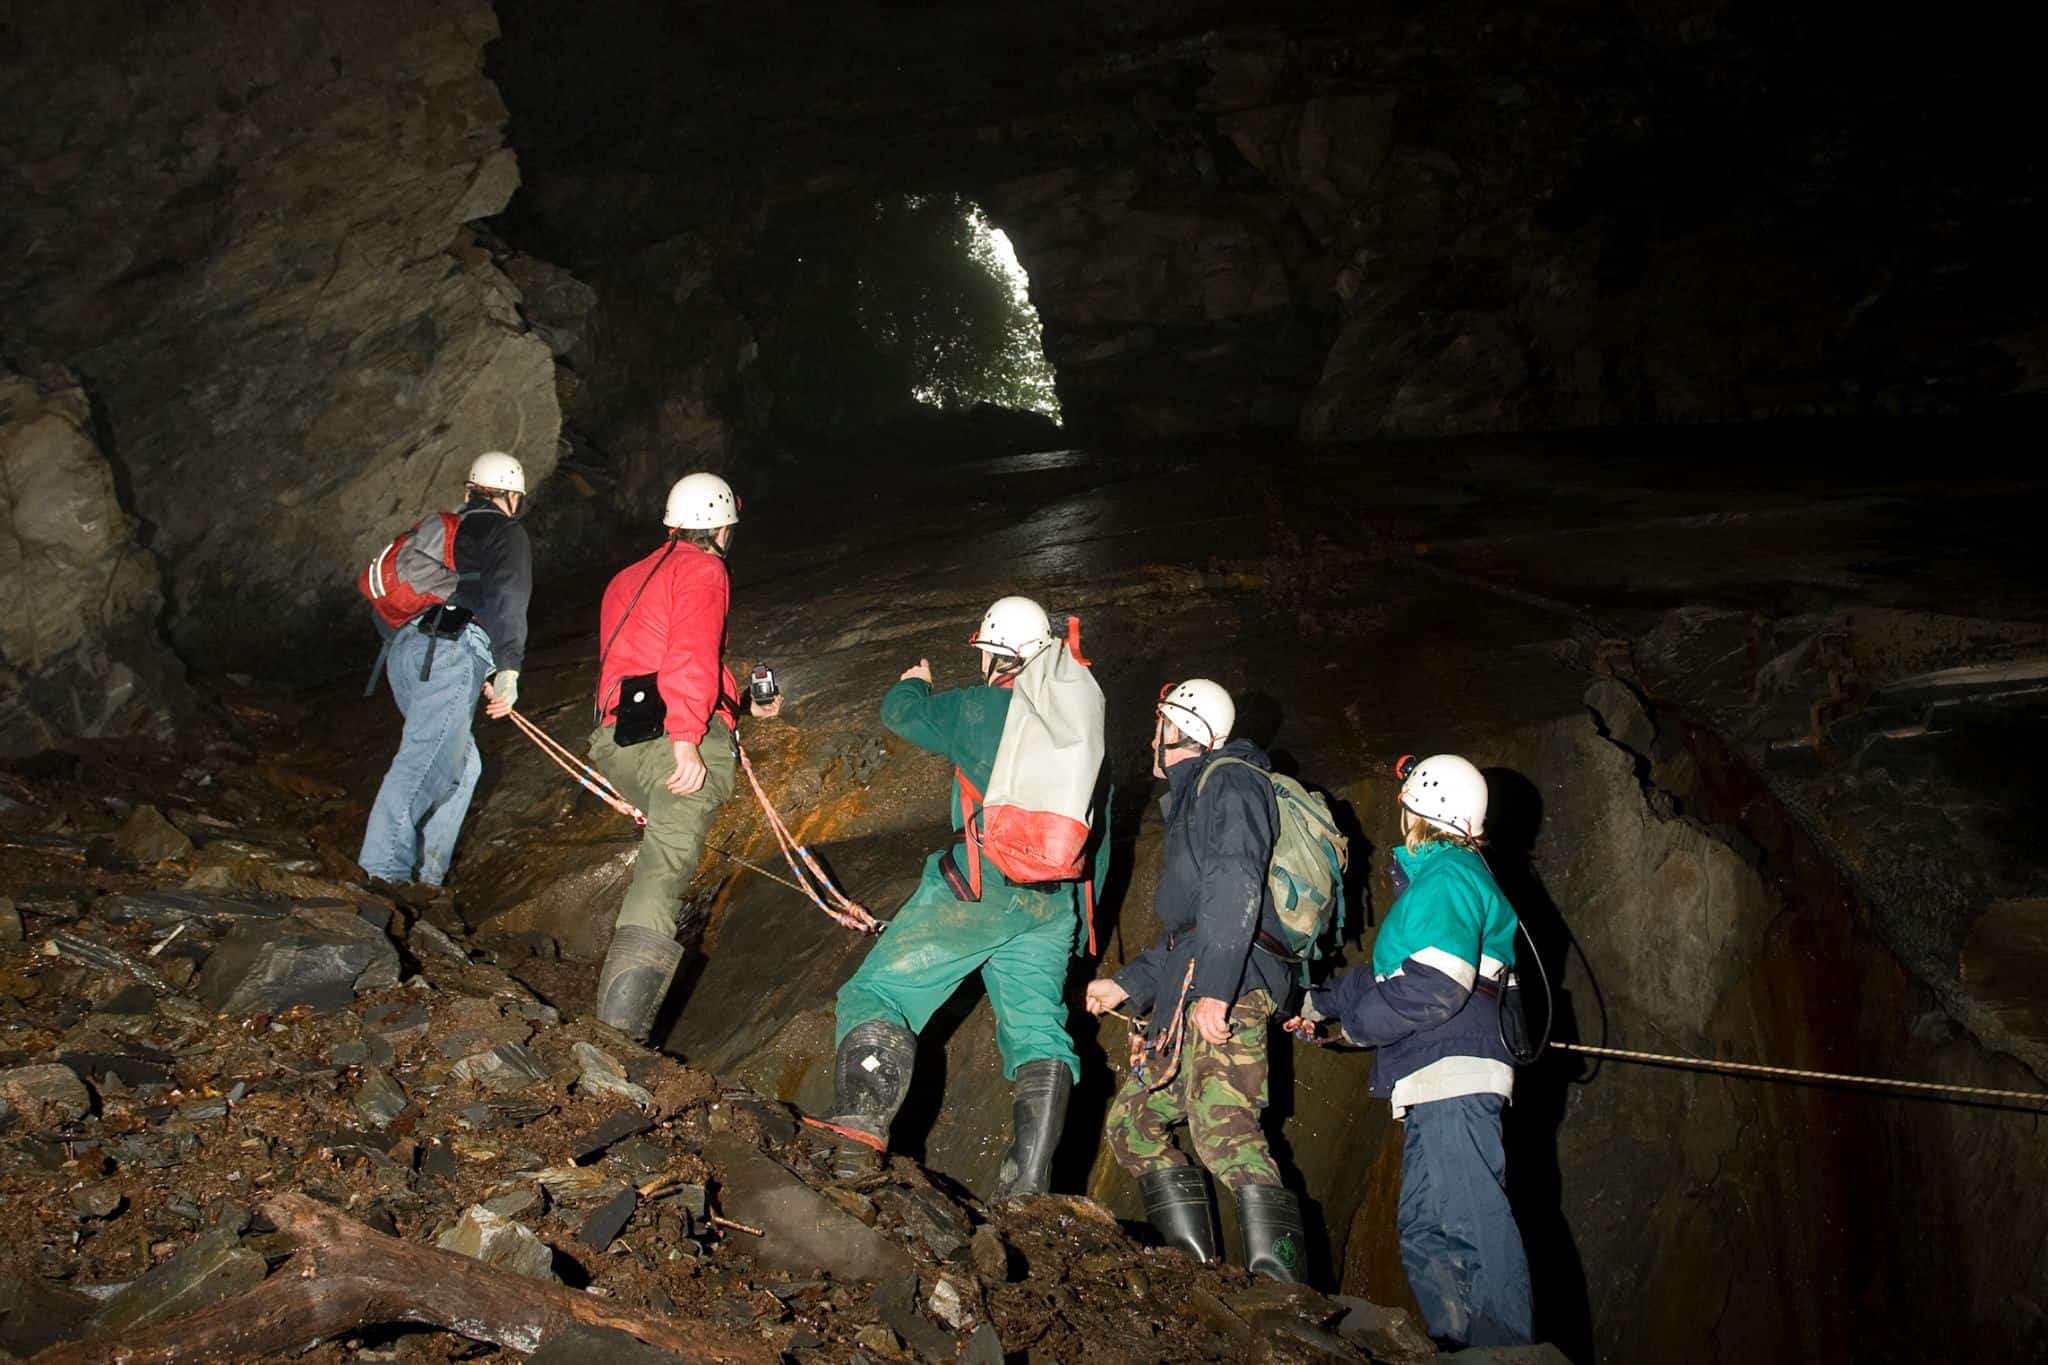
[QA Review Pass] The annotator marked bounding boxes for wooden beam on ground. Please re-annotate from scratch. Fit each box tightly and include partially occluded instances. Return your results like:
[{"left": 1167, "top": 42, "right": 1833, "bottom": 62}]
[{"left": 33, "top": 1192, "right": 772, "bottom": 1364}]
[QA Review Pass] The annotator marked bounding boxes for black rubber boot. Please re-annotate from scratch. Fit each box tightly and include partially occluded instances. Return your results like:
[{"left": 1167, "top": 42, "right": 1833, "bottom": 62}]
[
  {"left": 1138, "top": 1167, "right": 1221, "bottom": 1264},
  {"left": 826, "top": 1019, "right": 917, "bottom": 1179},
  {"left": 991, "top": 1059, "right": 1072, "bottom": 1199},
  {"left": 592, "top": 925, "right": 685, "bottom": 1043},
  {"left": 1236, "top": 1183, "right": 1307, "bottom": 1282}
]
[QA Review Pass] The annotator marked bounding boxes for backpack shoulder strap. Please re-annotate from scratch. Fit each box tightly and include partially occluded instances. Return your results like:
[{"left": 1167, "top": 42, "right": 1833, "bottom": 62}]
[
  {"left": 1193, "top": 754, "right": 1259, "bottom": 797},
  {"left": 592, "top": 540, "right": 678, "bottom": 723}
]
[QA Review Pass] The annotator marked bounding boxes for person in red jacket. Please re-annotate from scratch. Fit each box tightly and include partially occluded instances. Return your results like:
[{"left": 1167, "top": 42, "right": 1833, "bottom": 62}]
[{"left": 583, "top": 472, "right": 781, "bottom": 1040}]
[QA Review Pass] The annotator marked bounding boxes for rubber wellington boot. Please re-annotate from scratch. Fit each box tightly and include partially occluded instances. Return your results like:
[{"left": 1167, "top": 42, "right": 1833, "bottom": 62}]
[
  {"left": 593, "top": 925, "right": 685, "bottom": 1043},
  {"left": 991, "top": 1059, "right": 1072, "bottom": 1199},
  {"left": 825, "top": 1020, "right": 916, "bottom": 1179},
  {"left": 1137, "top": 1167, "right": 1220, "bottom": 1264},
  {"left": 1236, "top": 1183, "right": 1307, "bottom": 1282}
]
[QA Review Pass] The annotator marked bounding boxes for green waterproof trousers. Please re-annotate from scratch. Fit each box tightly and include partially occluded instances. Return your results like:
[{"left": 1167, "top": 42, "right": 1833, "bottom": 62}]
[
  {"left": 588, "top": 717, "right": 737, "bottom": 937},
  {"left": 836, "top": 851, "right": 1081, "bottom": 1083}
]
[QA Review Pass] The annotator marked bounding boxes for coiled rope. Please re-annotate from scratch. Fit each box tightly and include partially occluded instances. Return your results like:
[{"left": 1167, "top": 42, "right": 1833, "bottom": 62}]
[
  {"left": 1127, "top": 961, "right": 1198, "bottom": 1092},
  {"left": 1550, "top": 1041, "right": 2048, "bottom": 1107}
]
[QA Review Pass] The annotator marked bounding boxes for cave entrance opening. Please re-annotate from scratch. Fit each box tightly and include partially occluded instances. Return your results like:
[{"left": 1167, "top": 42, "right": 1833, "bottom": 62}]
[{"left": 764, "top": 192, "right": 1060, "bottom": 440}]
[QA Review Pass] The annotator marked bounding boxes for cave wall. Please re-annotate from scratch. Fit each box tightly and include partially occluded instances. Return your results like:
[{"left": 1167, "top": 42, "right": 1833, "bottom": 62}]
[
  {"left": 0, "top": 0, "right": 561, "bottom": 699},
  {"left": 493, "top": 0, "right": 2045, "bottom": 453},
  {"left": 1449, "top": 678, "right": 2048, "bottom": 1364},
  {"left": 0, "top": 368, "right": 188, "bottom": 756}
]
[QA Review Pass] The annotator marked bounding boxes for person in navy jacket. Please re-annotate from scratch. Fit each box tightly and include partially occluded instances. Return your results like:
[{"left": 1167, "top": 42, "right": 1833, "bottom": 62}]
[{"left": 1299, "top": 753, "right": 1533, "bottom": 1348}]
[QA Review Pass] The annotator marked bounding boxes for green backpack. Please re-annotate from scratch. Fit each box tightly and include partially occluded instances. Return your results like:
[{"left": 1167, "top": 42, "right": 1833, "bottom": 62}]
[{"left": 1198, "top": 758, "right": 1351, "bottom": 981}]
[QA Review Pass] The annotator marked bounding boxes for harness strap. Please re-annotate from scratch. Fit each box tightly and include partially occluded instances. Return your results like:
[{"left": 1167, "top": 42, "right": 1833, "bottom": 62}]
[
  {"left": 954, "top": 767, "right": 985, "bottom": 901},
  {"left": 363, "top": 631, "right": 397, "bottom": 698}
]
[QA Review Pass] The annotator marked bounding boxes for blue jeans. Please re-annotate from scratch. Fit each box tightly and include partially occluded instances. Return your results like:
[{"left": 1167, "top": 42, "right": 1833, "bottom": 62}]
[
  {"left": 1398, "top": 1092, "right": 1533, "bottom": 1346},
  {"left": 358, "top": 626, "right": 487, "bottom": 886}
]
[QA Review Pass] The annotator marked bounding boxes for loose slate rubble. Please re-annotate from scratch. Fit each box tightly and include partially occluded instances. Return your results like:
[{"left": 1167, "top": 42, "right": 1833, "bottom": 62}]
[{"left": 0, "top": 743, "right": 1448, "bottom": 1365}]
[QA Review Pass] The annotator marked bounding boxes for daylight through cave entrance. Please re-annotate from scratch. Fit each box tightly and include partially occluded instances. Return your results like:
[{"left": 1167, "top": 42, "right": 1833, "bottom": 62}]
[{"left": 767, "top": 192, "right": 1060, "bottom": 436}]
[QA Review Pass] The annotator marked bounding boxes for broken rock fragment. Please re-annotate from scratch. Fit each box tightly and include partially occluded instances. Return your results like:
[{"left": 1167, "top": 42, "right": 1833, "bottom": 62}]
[
  {"left": 113, "top": 804, "right": 194, "bottom": 865},
  {"left": 571, "top": 1040, "right": 655, "bottom": 1109},
  {"left": 434, "top": 1204, "right": 559, "bottom": 1282},
  {"left": 0, "top": 1062, "right": 91, "bottom": 1128},
  {"left": 352, "top": 1067, "right": 408, "bottom": 1128},
  {"left": 451, "top": 1042, "right": 548, "bottom": 1093}
]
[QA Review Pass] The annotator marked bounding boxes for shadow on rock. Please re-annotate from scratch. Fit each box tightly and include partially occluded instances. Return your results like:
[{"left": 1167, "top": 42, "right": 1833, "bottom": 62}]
[{"left": 1485, "top": 765, "right": 1598, "bottom": 1364}]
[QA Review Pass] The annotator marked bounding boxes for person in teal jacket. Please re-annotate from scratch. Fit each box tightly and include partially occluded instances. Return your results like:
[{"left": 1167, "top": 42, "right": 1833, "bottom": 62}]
[
  {"left": 1297, "top": 753, "right": 1533, "bottom": 1348},
  {"left": 829, "top": 596, "right": 1109, "bottom": 1198}
]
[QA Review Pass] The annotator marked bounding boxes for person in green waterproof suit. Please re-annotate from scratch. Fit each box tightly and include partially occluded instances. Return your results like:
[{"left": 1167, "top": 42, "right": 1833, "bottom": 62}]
[{"left": 829, "top": 595, "right": 1109, "bottom": 1198}]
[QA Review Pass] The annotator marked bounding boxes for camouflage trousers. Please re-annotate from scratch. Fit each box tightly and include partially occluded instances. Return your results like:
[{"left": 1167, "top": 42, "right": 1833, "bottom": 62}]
[{"left": 1103, "top": 990, "right": 1282, "bottom": 1191}]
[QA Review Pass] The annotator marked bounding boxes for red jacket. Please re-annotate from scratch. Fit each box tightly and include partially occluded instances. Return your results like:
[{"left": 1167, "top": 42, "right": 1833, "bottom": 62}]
[{"left": 596, "top": 541, "right": 740, "bottom": 744}]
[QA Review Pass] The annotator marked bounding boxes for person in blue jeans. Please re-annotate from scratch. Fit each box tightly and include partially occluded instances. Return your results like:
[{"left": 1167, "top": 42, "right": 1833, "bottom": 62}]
[
  {"left": 359, "top": 453, "right": 532, "bottom": 889},
  {"left": 1296, "top": 753, "right": 1533, "bottom": 1348}
]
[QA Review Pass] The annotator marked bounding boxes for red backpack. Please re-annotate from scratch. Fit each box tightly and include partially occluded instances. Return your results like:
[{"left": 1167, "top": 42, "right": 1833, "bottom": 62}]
[{"left": 356, "top": 510, "right": 472, "bottom": 629}]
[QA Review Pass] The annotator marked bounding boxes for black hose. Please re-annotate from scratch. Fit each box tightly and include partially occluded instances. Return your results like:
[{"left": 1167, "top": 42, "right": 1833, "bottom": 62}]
[{"left": 1501, "top": 918, "right": 1555, "bottom": 1064}]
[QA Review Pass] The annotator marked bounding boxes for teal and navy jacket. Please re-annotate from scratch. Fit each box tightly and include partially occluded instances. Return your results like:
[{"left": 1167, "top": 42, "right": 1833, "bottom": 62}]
[
  {"left": 1309, "top": 840, "right": 1518, "bottom": 1115},
  {"left": 880, "top": 678, "right": 1110, "bottom": 940}
]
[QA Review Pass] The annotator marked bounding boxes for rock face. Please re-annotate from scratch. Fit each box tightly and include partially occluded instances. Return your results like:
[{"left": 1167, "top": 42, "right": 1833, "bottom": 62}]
[
  {"left": 493, "top": 1, "right": 2045, "bottom": 452},
  {"left": 0, "top": 368, "right": 186, "bottom": 756},
  {"left": 0, "top": 0, "right": 560, "bottom": 681}
]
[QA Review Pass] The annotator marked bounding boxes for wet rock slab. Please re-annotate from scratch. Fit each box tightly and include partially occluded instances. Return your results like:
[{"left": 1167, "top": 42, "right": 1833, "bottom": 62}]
[
  {"left": 86, "top": 1226, "right": 266, "bottom": 1334},
  {"left": 704, "top": 1132, "right": 912, "bottom": 1282},
  {"left": 197, "top": 908, "right": 400, "bottom": 1013},
  {"left": 528, "top": 1323, "right": 688, "bottom": 1363}
]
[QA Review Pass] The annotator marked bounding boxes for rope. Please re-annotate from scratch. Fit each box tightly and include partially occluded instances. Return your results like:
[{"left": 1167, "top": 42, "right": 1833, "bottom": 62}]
[
  {"left": 733, "top": 737, "right": 884, "bottom": 935},
  {"left": 707, "top": 842, "right": 813, "bottom": 897},
  {"left": 1551, "top": 1041, "right": 2048, "bottom": 1107},
  {"left": 1128, "top": 961, "right": 1198, "bottom": 1092},
  {"left": 507, "top": 707, "right": 880, "bottom": 934},
  {"left": 506, "top": 709, "right": 646, "bottom": 826}
]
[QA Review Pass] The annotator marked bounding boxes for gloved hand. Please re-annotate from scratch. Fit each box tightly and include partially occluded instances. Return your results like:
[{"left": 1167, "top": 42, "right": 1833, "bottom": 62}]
[
  {"left": 1296, "top": 991, "right": 1328, "bottom": 1024},
  {"left": 484, "top": 669, "right": 519, "bottom": 718}
]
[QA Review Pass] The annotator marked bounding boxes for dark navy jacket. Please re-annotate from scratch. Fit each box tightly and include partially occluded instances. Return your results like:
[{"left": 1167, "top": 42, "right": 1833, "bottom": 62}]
[
  {"left": 372, "top": 496, "right": 531, "bottom": 676},
  {"left": 1309, "top": 840, "right": 1517, "bottom": 1114},
  {"left": 1114, "top": 739, "right": 1296, "bottom": 1035}
]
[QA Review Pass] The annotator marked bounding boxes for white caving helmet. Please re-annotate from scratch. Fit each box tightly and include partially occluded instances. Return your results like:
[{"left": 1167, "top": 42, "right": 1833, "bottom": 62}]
[
  {"left": 1399, "top": 753, "right": 1488, "bottom": 840},
  {"left": 969, "top": 595, "right": 1055, "bottom": 663},
  {"left": 664, "top": 471, "right": 740, "bottom": 530},
  {"left": 466, "top": 451, "right": 526, "bottom": 494},
  {"left": 1157, "top": 679, "right": 1234, "bottom": 750}
]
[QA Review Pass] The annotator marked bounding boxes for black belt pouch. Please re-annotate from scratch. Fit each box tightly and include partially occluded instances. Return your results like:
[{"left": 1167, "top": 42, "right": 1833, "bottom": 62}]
[{"left": 613, "top": 672, "right": 667, "bottom": 747}]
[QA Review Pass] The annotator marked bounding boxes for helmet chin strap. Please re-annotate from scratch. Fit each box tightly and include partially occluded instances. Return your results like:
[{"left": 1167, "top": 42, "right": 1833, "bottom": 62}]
[{"left": 1152, "top": 714, "right": 1204, "bottom": 771}]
